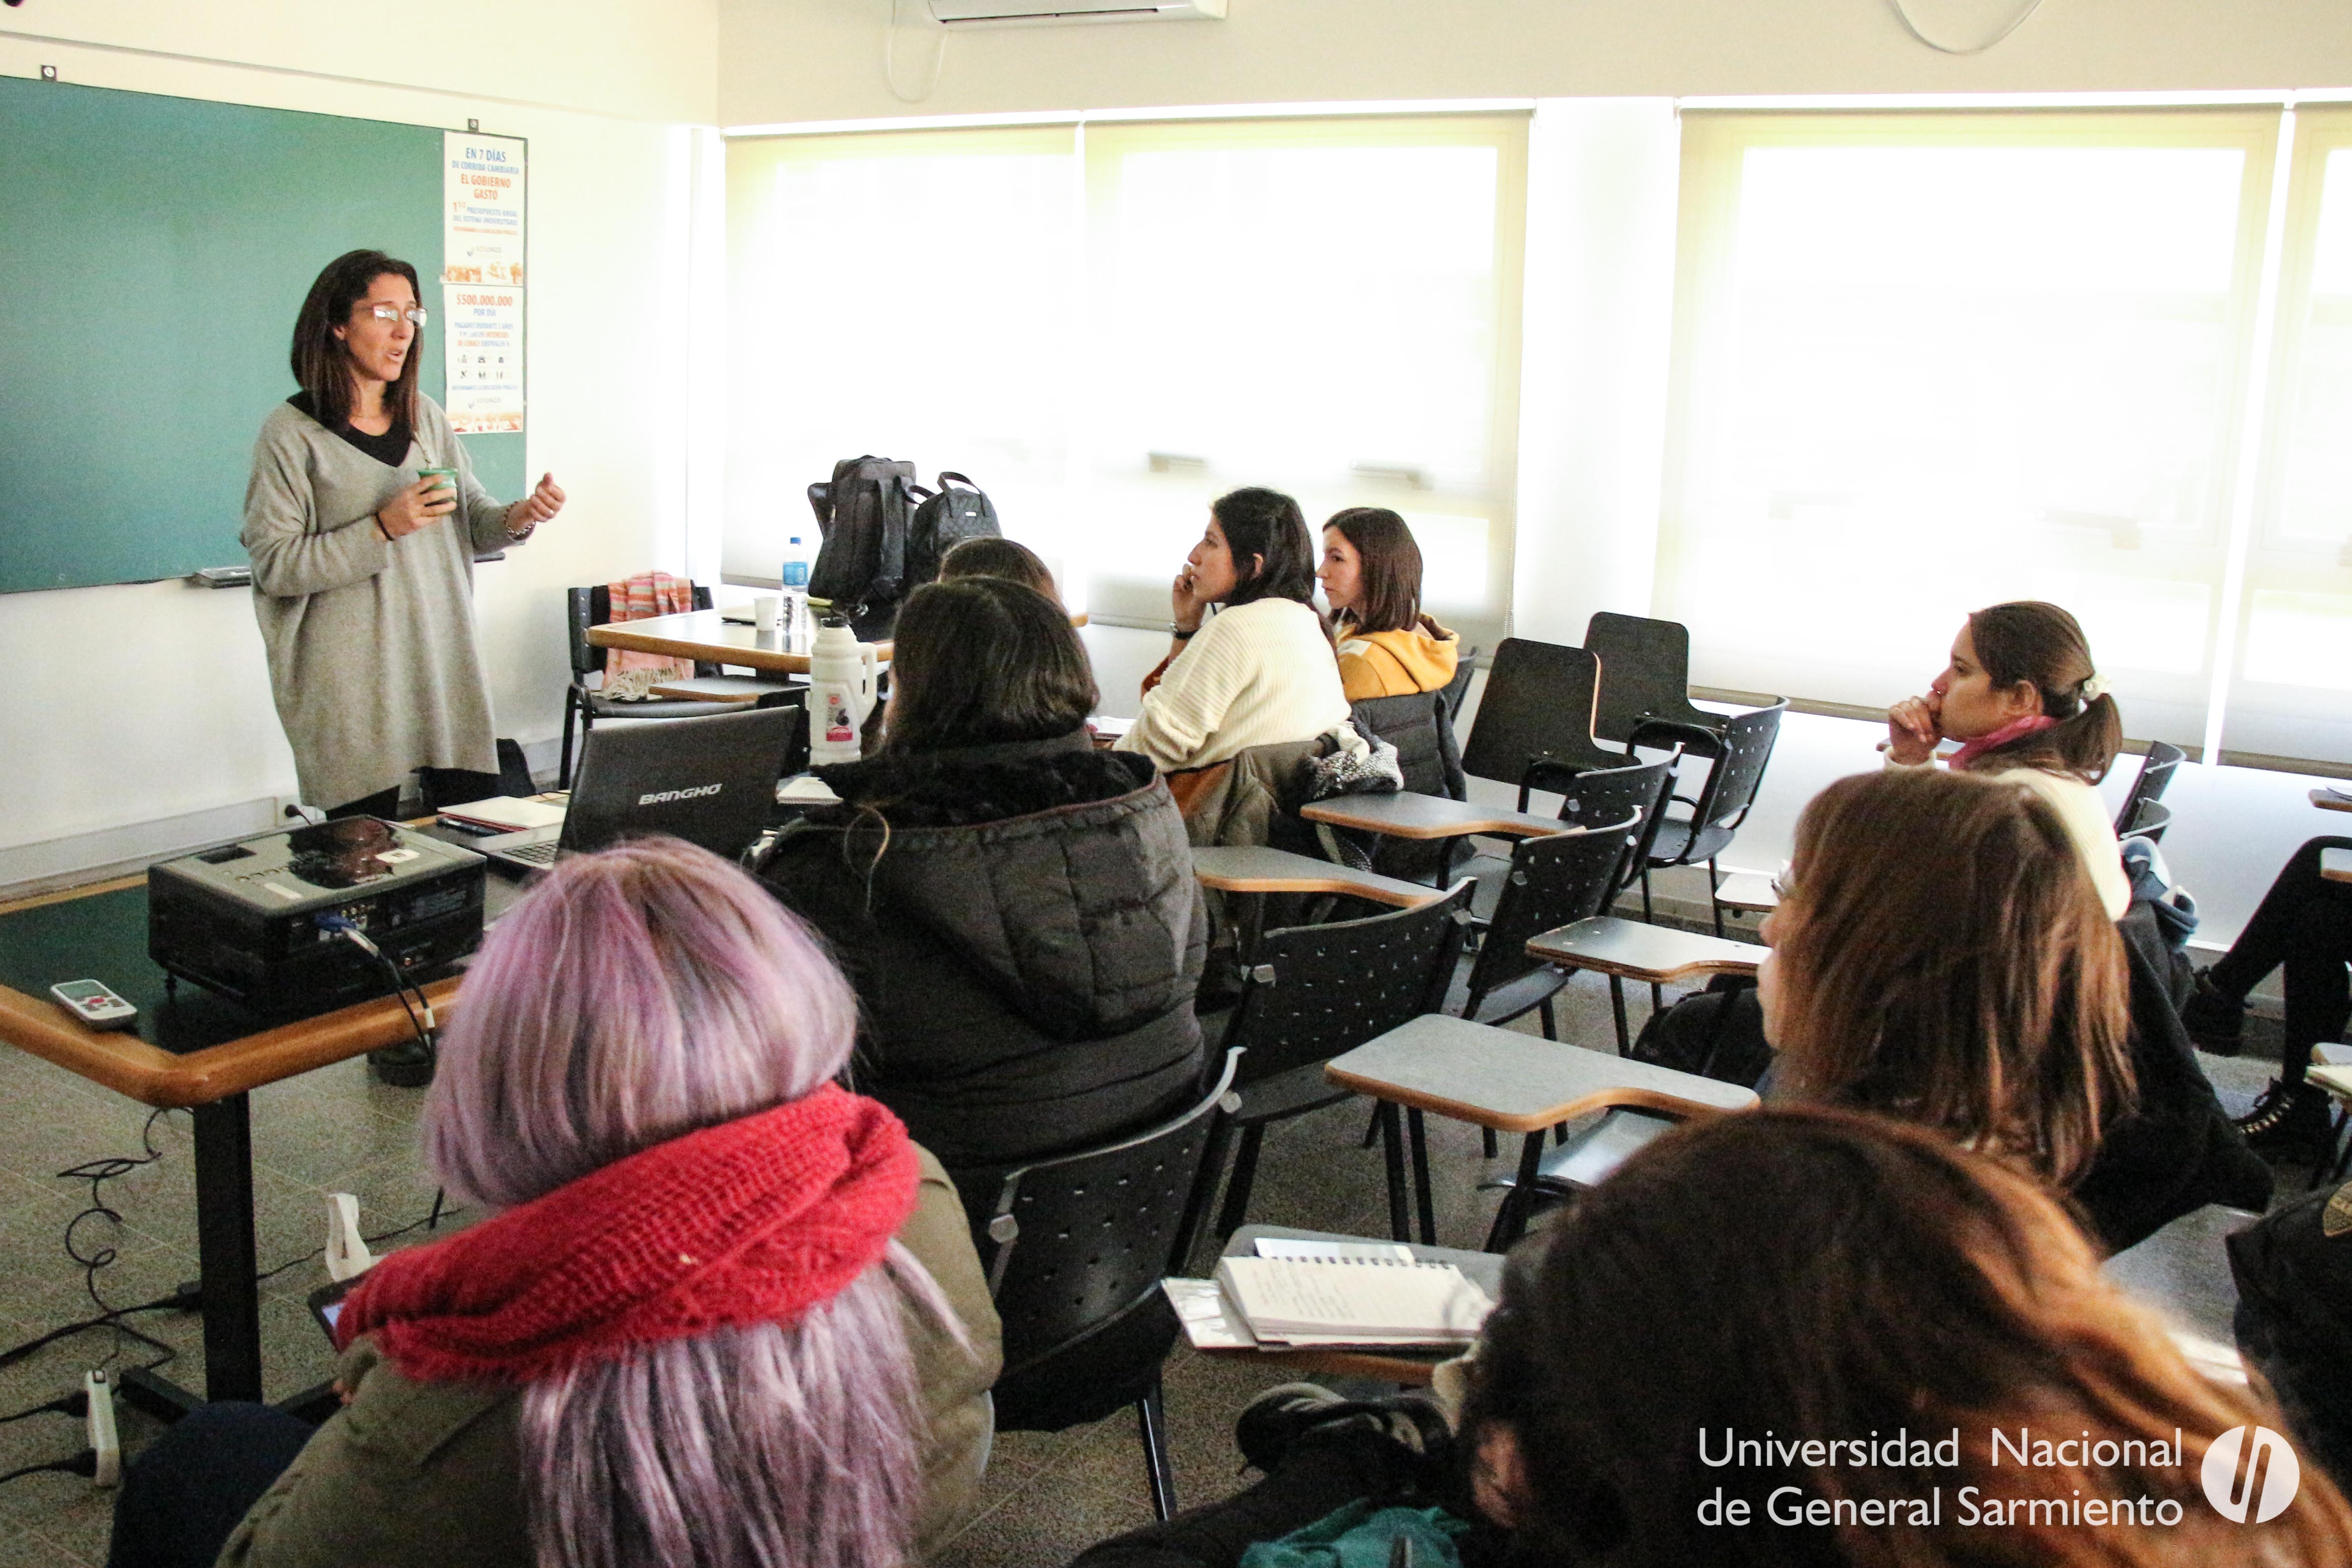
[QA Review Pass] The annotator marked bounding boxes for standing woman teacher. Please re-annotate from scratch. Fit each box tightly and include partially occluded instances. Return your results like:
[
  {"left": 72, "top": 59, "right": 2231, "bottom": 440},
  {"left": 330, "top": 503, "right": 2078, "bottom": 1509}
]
[{"left": 243, "top": 249, "right": 564, "bottom": 819}]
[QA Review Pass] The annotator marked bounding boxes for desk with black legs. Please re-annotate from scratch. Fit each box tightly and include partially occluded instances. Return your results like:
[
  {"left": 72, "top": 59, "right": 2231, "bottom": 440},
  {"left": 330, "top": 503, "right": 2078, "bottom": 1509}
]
[{"left": 0, "top": 869, "right": 519, "bottom": 1418}]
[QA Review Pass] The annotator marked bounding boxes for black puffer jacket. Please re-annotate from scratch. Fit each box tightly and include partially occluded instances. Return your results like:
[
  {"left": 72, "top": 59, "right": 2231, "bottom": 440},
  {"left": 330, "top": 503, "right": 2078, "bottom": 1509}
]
[{"left": 760, "top": 731, "right": 1208, "bottom": 1169}]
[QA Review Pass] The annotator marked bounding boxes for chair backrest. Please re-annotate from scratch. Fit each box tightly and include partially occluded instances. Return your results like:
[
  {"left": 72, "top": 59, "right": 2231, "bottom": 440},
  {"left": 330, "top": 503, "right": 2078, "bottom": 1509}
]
[
  {"left": 1437, "top": 643, "right": 1479, "bottom": 774},
  {"left": 1464, "top": 817, "right": 1640, "bottom": 1011},
  {"left": 1349, "top": 693, "right": 1468, "bottom": 879},
  {"left": 1584, "top": 612, "right": 1716, "bottom": 747},
  {"left": 2122, "top": 798, "right": 2173, "bottom": 844},
  {"left": 1683, "top": 700, "right": 1786, "bottom": 840},
  {"left": 2114, "top": 741, "right": 2187, "bottom": 837},
  {"left": 1458, "top": 639, "right": 1615, "bottom": 796},
  {"left": 1532, "top": 755, "right": 1678, "bottom": 893},
  {"left": 1221, "top": 880, "right": 1475, "bottom": 1089},
  {"left": 567, "top": 581, "right": 715, "bottom": 679},
  {"left": 972, "top": 1050, "right": 1242, "bottom": 1386}
]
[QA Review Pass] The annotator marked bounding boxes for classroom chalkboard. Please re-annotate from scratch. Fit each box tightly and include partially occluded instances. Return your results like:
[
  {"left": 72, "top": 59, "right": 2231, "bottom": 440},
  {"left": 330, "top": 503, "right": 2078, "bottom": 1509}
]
[{"left": 0, "top": 75, "right": 524, "bottom": 594}]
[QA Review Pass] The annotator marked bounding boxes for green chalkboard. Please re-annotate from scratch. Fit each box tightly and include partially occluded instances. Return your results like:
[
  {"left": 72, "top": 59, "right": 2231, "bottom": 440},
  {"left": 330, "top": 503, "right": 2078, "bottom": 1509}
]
[{"left": 0, "top": 75, "right": 524, "bottom": 594}]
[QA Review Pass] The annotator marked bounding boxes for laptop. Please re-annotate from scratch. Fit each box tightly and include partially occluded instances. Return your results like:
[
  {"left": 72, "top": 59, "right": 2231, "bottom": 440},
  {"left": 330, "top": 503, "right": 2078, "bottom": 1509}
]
[{"left": 476, "top": 705, "right": 796, "bottom": 876}]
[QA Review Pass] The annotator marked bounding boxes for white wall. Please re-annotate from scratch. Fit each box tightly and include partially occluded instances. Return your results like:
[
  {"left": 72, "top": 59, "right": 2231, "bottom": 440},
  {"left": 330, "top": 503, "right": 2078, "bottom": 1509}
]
[
  {"left": 0, "top": 5, "right": 719, "bottom": 887},
  {"left": 720, "top": 0, "right": 2352, "bottom": 126}
]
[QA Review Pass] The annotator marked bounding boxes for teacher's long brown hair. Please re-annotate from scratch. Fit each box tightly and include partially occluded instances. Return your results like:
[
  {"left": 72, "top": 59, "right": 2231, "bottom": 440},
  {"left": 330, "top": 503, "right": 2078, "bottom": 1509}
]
[
  {"left": 290, "top": 248, "right": 422, "bottom": 435},
  {"left": 1772, "top": 765, "right": 2132, "bottom": 1186},
  {"left": 1465, "top": 1109, "right": 2352, "bottom": 1568}
]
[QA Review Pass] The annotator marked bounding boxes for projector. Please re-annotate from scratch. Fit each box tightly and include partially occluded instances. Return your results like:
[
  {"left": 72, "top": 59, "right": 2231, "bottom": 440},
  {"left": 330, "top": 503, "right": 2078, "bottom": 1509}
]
[{"left": 149, "top": 818, "right": 486, "bottom": 1015}]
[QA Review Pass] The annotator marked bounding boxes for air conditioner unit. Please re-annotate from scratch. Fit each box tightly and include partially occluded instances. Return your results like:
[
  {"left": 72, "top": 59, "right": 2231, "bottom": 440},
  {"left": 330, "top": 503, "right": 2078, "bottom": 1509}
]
[{"left": 927, "top": 0, "right": 1226, "bottom": 26}]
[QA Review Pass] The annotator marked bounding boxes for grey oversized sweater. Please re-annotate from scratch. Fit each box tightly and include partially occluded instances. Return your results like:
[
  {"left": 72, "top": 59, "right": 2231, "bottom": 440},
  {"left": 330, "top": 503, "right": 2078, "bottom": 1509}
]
[{"left": 241, "top": 394, "right": 525, "bottom": 810}]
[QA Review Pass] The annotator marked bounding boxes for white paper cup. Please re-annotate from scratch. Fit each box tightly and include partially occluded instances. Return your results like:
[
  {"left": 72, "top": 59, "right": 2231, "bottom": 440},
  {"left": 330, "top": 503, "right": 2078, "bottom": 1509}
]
[{"left": 754, "top": 595, "right": 782, "bottom": 632}]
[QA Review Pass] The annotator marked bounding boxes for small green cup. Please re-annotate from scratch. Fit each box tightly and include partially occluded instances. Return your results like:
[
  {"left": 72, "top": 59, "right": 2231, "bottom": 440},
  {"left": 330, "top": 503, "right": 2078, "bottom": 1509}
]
[{"left": 416, "top": 466, "right": 457, "bottom": 500}]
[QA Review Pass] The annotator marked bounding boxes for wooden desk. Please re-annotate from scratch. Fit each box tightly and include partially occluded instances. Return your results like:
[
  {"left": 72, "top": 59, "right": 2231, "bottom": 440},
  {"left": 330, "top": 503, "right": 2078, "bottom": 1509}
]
[
  {"left": 0, "top": 871, "right": 486, "bottom": 1413},
  {"left": 1327, "top": 1014, "right": 1756, "bottom": 1245},
  {"left": 2324, "top": 848, "right": 2352, "bottom": 886},
  {"left": 2313, "top": 789, "right": 2352, "bottom": 814},
  {"left": 1199, "top": 1224, "right": 1503, "bottom": 1387},
  {"left": 1298, "top": 792, "right": 1562, "bottom": 841},
  {"left": 1190, "top": 846, "right": 1449, "bottom": 909},
  {"left": 592, "top": 607, "right": 1089, "bottom": 677},
  {"left": 1523, "top": 917, "right": 1762, "bottom": 984},
  {"left": 589, "top": 608, "right": 862, "bottom": 676}
]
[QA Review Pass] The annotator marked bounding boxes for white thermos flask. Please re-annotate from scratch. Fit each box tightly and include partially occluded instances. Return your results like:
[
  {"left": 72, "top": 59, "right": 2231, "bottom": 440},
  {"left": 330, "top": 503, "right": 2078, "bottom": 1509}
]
[{"left": 806, "top": 620, "right": 878, "bottom": 766}]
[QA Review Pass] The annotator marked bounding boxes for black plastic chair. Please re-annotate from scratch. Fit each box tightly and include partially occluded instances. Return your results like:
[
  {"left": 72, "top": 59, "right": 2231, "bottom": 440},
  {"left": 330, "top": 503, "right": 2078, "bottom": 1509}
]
[
  {"left": 1633, "top": 700, "right": 1788, "bottom": 937},
  {"left": 1437, "top": 643, "right": 1479, "bottom": 764},
  {"left": 1583, "top": 612, "right": 1724, "bottom": 752},
  {"left": 1201, "top": 883, "right": 1475, "bottom": 1247},
  {"left": 1344, "top": 692, "right": 1470, "bottom": 882},
  {"left": 964, "top": 1049, "right": 1241, "bottom": 1523},
  {"left": 2122, "top": 798, "right": 2173, "bottom": 844},
  {"left": 560, "top": 583, "right": 743, "bottom": 787},
  {"left": 1458, "top": 639, "right": 1627, "bottom": 808},
  {"left": 2115, "top": 741, "right": 2186, "bottom": 839},
  {"left": 1454, "top": 816, "right": 1640, "bottom": 1034}
]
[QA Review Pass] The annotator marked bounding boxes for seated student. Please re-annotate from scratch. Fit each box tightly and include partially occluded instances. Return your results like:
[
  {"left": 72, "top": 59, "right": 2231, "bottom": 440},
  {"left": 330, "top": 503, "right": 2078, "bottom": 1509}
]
[
  {"left": 761, "top": 575, "right": 1206, "bottom": 1170},
  {"left": 1761, "top": 766, "right": 2136, "bottom": 1214},
  {"left": 1317, "top": 507, "right": 1459, "bottom": 701},
  {"left": 939, "top": 533, "right": 1061, "bottom": 604},
  {"left": 1116, "top": 487, "right": 1350, "bottom": 779},
  {"left": 1760, "top": 765, "right": 2267, "bottom": 1249},
  {"left": 2180, "top": 838, "right": 2352, "bottom": 1153},
  {"left": 1885, "top": 600, "right": 2130, "bottom": 919},
  {"left": 108, "top": 839, "right": 1000, "bottom": 1568},
  {"left": 1460, "top": 1110, "right": 2352, "bottom": 1568}
]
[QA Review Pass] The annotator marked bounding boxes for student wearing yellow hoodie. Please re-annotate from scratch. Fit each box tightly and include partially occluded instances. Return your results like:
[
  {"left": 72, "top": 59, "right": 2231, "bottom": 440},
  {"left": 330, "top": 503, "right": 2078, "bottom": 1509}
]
[{"left": 1318, "top": 508, "right": 1460, "bottom": 701}]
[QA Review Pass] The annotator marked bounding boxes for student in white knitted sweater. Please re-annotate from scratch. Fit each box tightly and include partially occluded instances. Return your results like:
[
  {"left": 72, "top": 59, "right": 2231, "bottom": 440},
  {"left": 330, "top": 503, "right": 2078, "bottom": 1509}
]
[{"left": 1117, "top": 488, "right": 1350, "bottom": 775}]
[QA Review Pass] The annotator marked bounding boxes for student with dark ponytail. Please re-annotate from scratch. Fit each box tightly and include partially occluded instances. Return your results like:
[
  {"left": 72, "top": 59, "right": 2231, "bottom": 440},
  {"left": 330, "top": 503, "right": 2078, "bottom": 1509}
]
[{"left": 1885, "top": 600, "right": 2129, "bottom": 918}]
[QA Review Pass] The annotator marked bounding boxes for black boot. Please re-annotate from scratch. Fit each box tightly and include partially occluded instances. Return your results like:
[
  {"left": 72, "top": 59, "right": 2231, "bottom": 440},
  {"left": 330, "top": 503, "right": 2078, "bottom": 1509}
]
[
  {"left": 2180, "top": 969, "right": 2246, "bottom": 1055},
  {"left": 2236, "top": 1078, "right": 2331, "bottom": 1158}
]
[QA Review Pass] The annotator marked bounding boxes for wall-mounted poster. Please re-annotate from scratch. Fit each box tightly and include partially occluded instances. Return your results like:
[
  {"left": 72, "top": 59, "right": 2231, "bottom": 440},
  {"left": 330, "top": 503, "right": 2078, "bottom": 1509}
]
[
  {"left": 443, "top": 132, "right": 524, "bottom": 285},
  {"left": 443, "top": 285, "right": 523, "bottom": 433}
]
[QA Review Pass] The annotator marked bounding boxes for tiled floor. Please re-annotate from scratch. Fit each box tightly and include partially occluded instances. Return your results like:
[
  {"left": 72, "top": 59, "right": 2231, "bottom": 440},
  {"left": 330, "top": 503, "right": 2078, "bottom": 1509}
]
[{"left": 0, "top": 955, "right": 2306, "bottom": 1568}]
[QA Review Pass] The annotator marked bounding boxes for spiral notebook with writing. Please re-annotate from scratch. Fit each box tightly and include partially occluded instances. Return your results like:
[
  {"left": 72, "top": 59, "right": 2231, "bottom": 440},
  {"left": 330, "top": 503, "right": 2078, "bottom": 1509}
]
[{"left": 1206, "top": 1255, "right": 1494, "bottom": 1346}]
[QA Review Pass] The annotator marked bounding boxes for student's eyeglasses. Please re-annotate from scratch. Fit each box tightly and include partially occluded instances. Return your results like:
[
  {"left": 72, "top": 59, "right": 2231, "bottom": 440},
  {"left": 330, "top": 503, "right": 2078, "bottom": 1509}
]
[{"left": 362, "top": 304, "right": 429, "bottom": 328}]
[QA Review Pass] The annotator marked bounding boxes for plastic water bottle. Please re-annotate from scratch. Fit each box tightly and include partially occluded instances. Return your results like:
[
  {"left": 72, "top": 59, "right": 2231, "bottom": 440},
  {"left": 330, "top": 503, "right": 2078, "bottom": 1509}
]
[
  {"left": 780, "top": 535, "right": 812, "bottom": 653},
  {"left": 806, "top": 619, "right": 878, "bottom": 767}
]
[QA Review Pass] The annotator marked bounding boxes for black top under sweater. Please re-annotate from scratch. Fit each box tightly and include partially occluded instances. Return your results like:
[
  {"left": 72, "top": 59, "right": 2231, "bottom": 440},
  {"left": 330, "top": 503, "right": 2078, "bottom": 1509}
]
[{"left": 286, "top": 392, "right": 412, "bottom": 467}]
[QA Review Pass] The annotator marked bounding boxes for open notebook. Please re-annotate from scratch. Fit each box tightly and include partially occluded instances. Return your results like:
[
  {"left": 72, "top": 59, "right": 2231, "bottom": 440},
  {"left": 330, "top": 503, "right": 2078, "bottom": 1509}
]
[{"left": 1165, "top": 1246, "right": 1495, "bottom": 1349}]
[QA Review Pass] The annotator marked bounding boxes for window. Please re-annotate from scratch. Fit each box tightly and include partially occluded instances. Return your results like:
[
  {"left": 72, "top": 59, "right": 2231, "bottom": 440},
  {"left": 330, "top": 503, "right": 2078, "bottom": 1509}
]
[
  {"left": 723, "top": 113, "right": 1526, "bottom": 650},
  {"left": 1657, "top": 110, "right": 2283, "bottom": 751},
  {"left": 2231, "top": 107, "right": 2352, "bottom": 767},
  {"left": 723, "top": 126, "right": 1077, "bottom": 587}
]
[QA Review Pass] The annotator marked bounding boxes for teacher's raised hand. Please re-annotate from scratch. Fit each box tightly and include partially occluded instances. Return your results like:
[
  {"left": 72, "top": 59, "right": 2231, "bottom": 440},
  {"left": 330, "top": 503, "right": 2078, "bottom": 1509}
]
[
  {"left": 509, "top": 472, "right": 566, "bottom": 533},
  {"left": 374, "top": 474, "right": 457, "bottom": 541}
]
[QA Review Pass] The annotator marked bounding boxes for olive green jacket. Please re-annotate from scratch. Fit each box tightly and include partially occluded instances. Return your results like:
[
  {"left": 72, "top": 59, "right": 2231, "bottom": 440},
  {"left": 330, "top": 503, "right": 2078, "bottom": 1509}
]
[{"left": 217, "top": 1145, "right": 1002, "bottom": 1568}]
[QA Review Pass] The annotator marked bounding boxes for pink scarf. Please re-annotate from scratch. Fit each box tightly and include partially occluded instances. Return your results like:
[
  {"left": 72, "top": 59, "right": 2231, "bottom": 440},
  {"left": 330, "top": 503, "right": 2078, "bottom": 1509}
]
[{"left": 1949, "top": 713, "right": 2057, "bottom": 773}]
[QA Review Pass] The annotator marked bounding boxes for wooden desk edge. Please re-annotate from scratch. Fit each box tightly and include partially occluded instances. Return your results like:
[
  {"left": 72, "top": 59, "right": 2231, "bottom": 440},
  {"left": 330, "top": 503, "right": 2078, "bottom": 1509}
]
[
  {"left": 1198, "top": 1344, "right": 1444, "bottom": 1386},
  {"left": 1323, "top": 1066, "right": 1757, "bottom": 1134},
  {"left": 1296, "top": 801, "right": 1564, "bottom": 840},
  {"left": 584, "top": 624, "right": 814, "bottom": 673},
  {"left": 0, "top": 978, "right": 462, "bottom": 1108},
  {"left": 1520, "top": 945, "right": 1761, "bottom": 984},
  {"left": 1194, "top": 872, "right": 1447, "bottom": 908},
  {"left": 2312, "top": 790, "right": 2352, "bottom": 813}
]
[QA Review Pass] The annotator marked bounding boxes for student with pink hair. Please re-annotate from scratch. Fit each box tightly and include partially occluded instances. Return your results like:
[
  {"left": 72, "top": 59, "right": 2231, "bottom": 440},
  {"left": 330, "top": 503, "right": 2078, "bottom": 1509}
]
[{"left": 108, "top": 839, "right": 1001, "bottom": 1568}]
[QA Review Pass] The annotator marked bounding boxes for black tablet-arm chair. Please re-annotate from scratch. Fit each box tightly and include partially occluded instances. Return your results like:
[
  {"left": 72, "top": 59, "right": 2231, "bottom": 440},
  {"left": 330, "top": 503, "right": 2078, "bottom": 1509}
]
[
  {"left": 560, "top": 584, "right": 747, "bottom": 788},
  {"left": 2122, "top": 799, "right": 2174, "bottom": 844},
  {"left": 1454, "top": 815, "right": 1642, "bottom": 1035},
  {"left": 965, "top": 1048, "right": 1242, "bottom": 1524},
  {"left": 1199, "top": 882, "right": 1475, "bottom": 1247},
  {"left": 1583, "top": 612, "right": 1725, "bottom": 753},
  {"left": 1458, "top": 639, "right": 1628, "bottom": 809},
  {"left": 2114, "top": 741, "right": 2186, "bottom": 839},
  {"left": 1345, "top": 692, "right": 1471, "bottom": 882},
  {"left": 1631, "top": 700, "right": 1788, "bottom": 938}
]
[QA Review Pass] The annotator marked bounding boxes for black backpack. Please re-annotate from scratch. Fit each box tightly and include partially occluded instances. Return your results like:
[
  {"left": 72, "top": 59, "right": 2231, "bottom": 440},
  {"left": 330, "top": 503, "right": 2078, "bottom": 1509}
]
[
  {"left": 806, "top": 459, "right": 1000, "bottom": 614},
  {"left": 906, "top": 471, "right": 1001, "bottom": 587}
]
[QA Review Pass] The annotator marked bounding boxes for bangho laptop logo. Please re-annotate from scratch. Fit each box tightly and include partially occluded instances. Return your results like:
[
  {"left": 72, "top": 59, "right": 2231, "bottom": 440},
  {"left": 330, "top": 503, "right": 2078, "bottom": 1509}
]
[
  {"left": 637, "top": 783, "right": 723, "bottom": 807},
  {"left": 2201, "top": 1425, "right": 2299, "bottom": 1523}
]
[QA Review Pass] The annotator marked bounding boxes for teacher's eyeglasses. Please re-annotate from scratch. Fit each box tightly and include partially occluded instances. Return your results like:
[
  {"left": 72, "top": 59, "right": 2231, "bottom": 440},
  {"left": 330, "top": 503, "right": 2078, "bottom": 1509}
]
[{"left": 362, "top": 303, "right": 429, "bottom": 328}]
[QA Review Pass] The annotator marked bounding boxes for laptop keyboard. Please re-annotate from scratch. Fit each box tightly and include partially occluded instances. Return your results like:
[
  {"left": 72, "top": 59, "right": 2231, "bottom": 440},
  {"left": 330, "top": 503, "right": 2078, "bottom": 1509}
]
[{"left": 503, "top": 840, "right": 561, "bottom": 866}]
